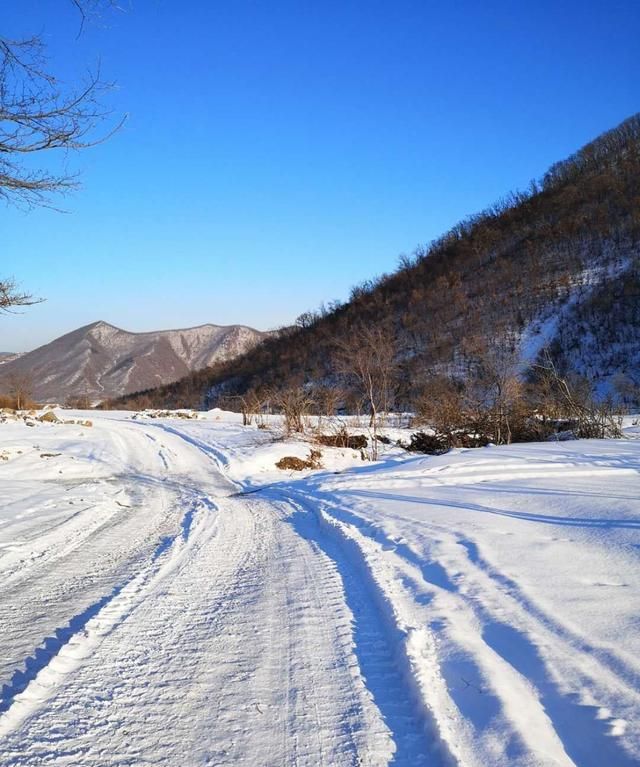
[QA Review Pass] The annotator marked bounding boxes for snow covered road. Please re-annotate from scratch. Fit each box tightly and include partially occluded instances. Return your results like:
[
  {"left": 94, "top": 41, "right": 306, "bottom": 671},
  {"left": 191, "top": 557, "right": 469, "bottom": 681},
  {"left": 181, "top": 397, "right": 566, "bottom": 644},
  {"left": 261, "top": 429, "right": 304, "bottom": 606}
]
[
  {"left": 0, "top": 415, "right": 436, "bottom": 765},
  {"left": 0, "top": 412, "right": 638, "bottom": 766}
]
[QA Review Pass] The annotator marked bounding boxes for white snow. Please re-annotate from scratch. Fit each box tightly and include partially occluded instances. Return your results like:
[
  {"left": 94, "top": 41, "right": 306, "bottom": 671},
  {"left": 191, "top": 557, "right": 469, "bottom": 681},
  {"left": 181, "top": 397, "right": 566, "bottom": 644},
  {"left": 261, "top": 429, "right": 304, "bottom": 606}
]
[
  {"left": 518, "top": 250, "right": 636, "bottom": 366},
  {"left": 0, "top": 410, "right": 638, "bottom": 766}
]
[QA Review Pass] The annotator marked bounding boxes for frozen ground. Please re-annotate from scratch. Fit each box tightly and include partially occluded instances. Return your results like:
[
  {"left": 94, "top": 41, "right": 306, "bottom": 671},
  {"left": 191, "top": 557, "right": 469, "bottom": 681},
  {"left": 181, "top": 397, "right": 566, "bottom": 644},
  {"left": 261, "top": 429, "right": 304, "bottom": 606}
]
[{"left": 0, "top": 410, "right": 638, "bottom": 766}]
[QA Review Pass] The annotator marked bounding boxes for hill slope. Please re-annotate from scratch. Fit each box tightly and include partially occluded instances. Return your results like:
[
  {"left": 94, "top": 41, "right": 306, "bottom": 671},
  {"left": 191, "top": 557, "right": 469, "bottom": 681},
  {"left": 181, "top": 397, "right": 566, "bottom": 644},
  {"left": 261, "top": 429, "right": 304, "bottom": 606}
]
[
  {"left": 114, "top": 114, "right": 640, "bottom": 411},
  {"left": 1, "top": 321, "right": 268, "bottom": 403}
]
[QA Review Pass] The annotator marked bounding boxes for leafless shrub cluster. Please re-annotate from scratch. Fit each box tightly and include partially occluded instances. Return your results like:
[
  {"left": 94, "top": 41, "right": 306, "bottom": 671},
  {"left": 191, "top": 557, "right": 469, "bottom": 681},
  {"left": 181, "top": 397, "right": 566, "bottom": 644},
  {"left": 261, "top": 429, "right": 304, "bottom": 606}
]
[
  {"left": 531, "top": 352, "right": 623, "bottom": 439},
  {"left": 0, "top": 372, "right": 35, "bottom": 410},
  {"left": 236, "top": 390, "right": 270, "bottom": 427},
  {"left": 409, "top": 347, "right": 623, "bottom": 453},
  {"left": 65, "top": 394, "right": 93, "bottom": 409},
  {"left": 315, "top": 428, "right": 367, "bottom": 450},
  {"left": 273, "top": 387, "right": 315, "bottom": 435}
]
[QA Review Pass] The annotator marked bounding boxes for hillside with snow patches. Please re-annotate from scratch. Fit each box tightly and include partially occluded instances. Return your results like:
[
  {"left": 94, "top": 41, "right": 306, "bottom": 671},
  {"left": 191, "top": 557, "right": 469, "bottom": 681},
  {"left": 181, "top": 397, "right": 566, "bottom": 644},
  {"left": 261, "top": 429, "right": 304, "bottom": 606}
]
[
  {"left": 0, "top": 409, "right": 638, "bottom": 766},
  {"left": 112, "top": 114, "right": 640, "bottom": 412},
  {"left": 0, "top": 320, "right": 268, "bottom": 403}
]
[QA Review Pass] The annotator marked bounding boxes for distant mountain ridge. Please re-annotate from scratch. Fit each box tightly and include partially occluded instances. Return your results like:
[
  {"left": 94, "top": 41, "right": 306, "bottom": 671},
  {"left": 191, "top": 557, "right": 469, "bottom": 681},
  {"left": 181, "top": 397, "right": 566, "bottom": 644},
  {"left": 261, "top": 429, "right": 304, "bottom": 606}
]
[{"left": 0, "top": 321, "right": 268, "bottom": 403}]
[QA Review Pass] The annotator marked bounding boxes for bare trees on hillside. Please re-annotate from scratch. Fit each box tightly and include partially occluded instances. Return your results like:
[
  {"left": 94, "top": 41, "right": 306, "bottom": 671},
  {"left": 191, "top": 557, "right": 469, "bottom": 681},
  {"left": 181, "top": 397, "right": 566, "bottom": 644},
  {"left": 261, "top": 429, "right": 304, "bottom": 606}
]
[{"left": 413, "top": 342, "right": 623, "bottom": 452}]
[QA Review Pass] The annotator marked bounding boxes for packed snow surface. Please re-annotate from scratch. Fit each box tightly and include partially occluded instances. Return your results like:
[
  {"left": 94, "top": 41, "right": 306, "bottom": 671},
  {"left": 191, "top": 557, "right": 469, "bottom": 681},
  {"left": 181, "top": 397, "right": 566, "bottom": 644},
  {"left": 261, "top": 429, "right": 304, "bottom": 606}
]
[{"left": 0, "top": 411, "right": 638, "bottom": 766}]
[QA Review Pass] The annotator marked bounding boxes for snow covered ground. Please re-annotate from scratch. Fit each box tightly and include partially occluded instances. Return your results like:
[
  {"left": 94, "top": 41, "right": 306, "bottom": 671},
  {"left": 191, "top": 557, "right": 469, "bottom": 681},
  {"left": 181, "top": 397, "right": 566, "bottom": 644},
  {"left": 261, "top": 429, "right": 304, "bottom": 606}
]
[{"left": 0, "top": 410, "right": 638, "bottom": 766}]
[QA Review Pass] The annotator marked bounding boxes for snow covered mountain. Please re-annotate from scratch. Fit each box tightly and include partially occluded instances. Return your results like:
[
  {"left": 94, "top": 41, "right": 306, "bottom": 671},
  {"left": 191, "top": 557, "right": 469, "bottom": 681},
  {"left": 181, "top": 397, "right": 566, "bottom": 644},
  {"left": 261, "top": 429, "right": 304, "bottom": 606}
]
[{"left": 0, "top": 321, "right": 268, "bottom": 403}]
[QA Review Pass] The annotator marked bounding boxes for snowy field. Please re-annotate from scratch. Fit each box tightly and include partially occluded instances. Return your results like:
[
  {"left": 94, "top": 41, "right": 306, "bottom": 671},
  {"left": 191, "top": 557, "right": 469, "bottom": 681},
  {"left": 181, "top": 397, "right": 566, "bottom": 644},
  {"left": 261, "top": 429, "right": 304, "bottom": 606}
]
[{"left": 0, "top": 410, "right": 638, "bottom": 766}]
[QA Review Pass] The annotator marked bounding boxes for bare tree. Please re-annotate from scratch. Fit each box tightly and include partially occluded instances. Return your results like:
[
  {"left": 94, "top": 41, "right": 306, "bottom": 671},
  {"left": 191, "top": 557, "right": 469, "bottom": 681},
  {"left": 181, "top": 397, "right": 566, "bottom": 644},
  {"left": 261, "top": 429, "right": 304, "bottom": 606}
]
[
  {"left": 1, "top": 1, "right": 122, "bottom": 312},
  {"left": 1, "top": 1, "right": 123, "bottom": 207},
  {"left": 4, "top": 371, "right": 33, "bottom": 409},
  {"left": 473, "top": 339, "right": 523, "bottom": 445},
  {"left": 0, "top": 278, "right": 41, "bottom": 312},
  {"left": 274, "top": 387, "right": 314, "bottom": 435},
  {"left": 237, "top": 389, "right": 270, "bottom": 427},
  {"left": 334, "top": 323, "right": 398, "bottom": 459},
  {"left": 531, "top": 351, "right": 622, "bottom": 438},
  {"left": 312, "top": 383, "right": 344, "bottom": 431}
]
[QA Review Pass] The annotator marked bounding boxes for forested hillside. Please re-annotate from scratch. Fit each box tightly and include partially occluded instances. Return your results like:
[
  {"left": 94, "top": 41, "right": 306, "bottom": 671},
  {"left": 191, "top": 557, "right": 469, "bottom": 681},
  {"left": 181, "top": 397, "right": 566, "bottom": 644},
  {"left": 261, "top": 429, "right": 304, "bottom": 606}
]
[{"left": 112, "top": 114, "right": 640, "bottom": 413}]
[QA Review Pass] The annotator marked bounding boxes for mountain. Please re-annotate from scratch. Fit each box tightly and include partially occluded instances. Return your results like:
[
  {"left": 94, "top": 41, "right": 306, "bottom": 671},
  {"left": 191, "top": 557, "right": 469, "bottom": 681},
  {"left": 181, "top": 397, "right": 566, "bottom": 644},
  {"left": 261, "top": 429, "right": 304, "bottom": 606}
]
[
  {"left": 0, "top": 321, "right": 269, "bottom": 403},
  {"left": 113, "top": 114, "right": 640, "bottom": 412}
]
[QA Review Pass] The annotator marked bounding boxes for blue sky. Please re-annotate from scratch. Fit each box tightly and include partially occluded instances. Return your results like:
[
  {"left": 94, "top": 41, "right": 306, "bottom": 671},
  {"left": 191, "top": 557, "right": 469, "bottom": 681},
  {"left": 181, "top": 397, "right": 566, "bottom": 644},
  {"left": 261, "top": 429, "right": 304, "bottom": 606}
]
[{"left": 3, "top": 0, "right": 639, "bottom": 351}]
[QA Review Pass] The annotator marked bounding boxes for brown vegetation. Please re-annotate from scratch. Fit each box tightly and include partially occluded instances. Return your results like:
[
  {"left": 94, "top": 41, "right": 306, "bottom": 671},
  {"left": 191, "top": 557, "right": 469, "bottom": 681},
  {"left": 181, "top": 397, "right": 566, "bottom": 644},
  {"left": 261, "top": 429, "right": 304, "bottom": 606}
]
[
  {"left": 316, "top": 431, "right": 368, "bottom": 450},
  {"left": 276, "top": 450, "right": 323, "bottom": 471},
  {"left": 109, "top": 115, "right": 640, "bottom": 427},
  {"left": 0, "top": 373, "right": 36, "bottom": 410},
  {"left": 407, "top": 356, "right": 622, "bottom": 453}
]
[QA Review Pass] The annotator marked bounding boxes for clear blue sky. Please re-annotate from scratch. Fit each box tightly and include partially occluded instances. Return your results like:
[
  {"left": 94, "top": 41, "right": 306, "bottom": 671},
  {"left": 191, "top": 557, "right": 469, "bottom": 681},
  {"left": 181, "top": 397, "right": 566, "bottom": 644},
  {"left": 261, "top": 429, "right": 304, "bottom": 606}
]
[{"left": 3, "top": 0, "right": 639, "bottom": 351}]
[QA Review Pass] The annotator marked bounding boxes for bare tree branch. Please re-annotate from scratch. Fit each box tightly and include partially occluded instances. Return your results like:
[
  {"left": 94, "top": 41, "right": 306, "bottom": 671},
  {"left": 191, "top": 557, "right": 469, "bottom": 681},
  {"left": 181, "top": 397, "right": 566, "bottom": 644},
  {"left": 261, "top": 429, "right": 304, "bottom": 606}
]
[
  {"left": 0, "top": 1, "right": 125, "bottom": 208},
  {"left": 1, "top": 2, "right": 122, "bottom": 311},
  {"left": 0, "top": 278, "right": 43, "bottom": 312}
]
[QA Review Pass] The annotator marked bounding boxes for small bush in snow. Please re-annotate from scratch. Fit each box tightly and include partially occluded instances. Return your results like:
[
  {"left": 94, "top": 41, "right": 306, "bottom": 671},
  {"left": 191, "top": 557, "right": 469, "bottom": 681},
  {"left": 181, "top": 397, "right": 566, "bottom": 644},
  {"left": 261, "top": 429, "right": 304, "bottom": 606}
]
[
  {"left": 276, "top": 449, "right": 323, "bottom": 471},
  {"left": 406, "top": 432, "right": 450, "bottom": 455},
  {"left": 316, "top": 430, "right": 367, "bottom": 450}
]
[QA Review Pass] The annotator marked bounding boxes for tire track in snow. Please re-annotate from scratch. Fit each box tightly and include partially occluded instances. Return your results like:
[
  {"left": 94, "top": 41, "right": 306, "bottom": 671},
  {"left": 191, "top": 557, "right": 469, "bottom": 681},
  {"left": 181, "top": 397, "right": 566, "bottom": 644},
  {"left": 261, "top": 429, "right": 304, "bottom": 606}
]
[
  {"left": 304, "top": 487, "right": 640, "bottom": 695},
  {"left": 1, "top": 493, "right": 395, "bottom": 766},
  {"left": 0, "top": 476, "right": 181, "bottom": 703},
  {"left": 310, "top": 493, "right": 573, "bottom": 766},
  {"left": 1, "top": 421, "right": 402, "bottom": 766},
  {"left": 135, "top": 420, "right": 237, "bottom": 480},
  {"left": 333, "top": 493, "right": 640, "bottom": 684},
  {"left": 455, "top": 535, "right": 640, "bottom": 693},
  {"left": 0, "top": 488, "right": 216, "bottom": 739},
  {"left": 293, "top": 486, "right": 640, "bottom": 766},
  {"left": 206, "top": 495, "right": 399, "bottom": 766},
  {"left": 276, "top": 489, "right": 451, "bottom": 766},
  {"left": 313, "top": 492, "right": 640, "bottom": 752}
]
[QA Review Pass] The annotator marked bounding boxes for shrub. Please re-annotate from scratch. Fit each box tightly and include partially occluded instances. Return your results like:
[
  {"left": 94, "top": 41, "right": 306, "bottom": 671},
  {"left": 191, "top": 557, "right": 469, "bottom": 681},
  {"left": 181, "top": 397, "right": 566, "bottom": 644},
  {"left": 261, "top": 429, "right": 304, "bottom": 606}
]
[
  {"left": 276, "top": 456, "right": 309, "bottom": 471},
  {"left": 65, "top": 395, "right": 92, "bottom": 409},
  {"left": 276, "top": 449, "right": 323, "bottom": 471},
  {"left": 274, "top": 388, "right": 314, "bottom": 434},
  {"left": 406, "top": 431, "right": 449, "bottom": 454},
  {"left": 316, "top": 430, "right": 367, "bottom": 450},
  {"left": 38, "top": 411, "right": 60, "bottom": 423}
]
